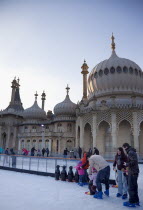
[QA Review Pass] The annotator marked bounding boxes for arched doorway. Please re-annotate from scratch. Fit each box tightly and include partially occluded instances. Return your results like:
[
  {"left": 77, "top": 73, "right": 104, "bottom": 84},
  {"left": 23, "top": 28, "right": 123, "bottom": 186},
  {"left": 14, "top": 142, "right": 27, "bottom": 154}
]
[
  {"left": 118, "top": 120, "right": 132, "bottom": 147},
  {"left": 139, "top": 121, "right": 143, "bottom": 158},
  {"left": 66, "top": 140, "right": 73, "bottom": 151},
  {"left": 84, "top": 123, "right": 92, "bottom": 152},
  {"left": 96, "top": 121, "right": 111, "bottom": 156},
  {"left": 2, "top": 132, "right": 6, "bottom": 149}
]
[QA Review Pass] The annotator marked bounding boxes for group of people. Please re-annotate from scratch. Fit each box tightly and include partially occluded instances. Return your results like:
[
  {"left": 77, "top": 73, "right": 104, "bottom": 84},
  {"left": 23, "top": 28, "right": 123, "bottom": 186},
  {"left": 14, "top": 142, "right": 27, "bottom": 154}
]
[
  {"left": 75, "top": 143, "right": 140, "bottom": 208},
  {"left": 63, "top": 146, "right": 99, "bottom": 159},
  {"left": 22, "top": 147, "right": 50, "bottom": 157}
]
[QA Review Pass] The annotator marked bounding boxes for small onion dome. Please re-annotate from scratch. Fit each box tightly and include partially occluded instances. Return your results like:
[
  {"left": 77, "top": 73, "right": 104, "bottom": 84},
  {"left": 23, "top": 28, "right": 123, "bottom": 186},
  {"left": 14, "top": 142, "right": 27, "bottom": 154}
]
[
  {"left": 23, "top": 92, "right": 46, "bottom": 119},
  {"left": 23, "top": 101, "right": 46, "bottom": 119},
  {"left": 54, "top": 85, "right": 76, "bottom": 116}
]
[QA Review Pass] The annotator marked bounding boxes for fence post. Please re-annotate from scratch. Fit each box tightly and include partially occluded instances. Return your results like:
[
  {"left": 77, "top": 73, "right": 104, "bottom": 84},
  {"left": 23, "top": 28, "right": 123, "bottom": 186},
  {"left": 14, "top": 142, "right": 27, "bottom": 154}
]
[
  {"left": 29, "top": 157, "right": 31, "bottom": 170},
  {"left": 37, "top": 158, "right": 39, "bottom": 171},
  {"left": 46, "top": 158, "right": 48, "bottom": 173},
  {"left": 22, "top": 156, "right": 24, "bottom": 169}
]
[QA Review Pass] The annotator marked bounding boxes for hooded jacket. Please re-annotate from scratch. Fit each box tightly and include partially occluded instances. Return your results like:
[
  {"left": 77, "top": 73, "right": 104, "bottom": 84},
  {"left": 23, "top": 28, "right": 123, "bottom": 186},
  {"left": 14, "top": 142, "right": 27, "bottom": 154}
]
[
  {"left": 126, "top": 146, "right": 139, "bottom": 175},
  {"left": 88, "top": 155, "right": 109, "bottom": 175}
]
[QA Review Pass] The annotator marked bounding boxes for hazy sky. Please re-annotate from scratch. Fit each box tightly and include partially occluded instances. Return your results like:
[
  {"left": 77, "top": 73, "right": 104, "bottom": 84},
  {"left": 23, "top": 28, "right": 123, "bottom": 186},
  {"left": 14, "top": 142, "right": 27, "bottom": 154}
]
[{"left": 0, "top": 0, "right": 143, "bottom": 112}]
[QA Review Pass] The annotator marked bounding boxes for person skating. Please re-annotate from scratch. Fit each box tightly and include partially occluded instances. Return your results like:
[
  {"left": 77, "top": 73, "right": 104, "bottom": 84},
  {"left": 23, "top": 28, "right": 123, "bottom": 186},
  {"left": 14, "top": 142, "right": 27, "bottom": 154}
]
[
  {"left": 42, "top": 148, "right": 46, "bottom": 157},
  {"left": 113, "top": 147, "right": 128, "bottom": 199},
  {"left": 93, "top": 147, "right": 99, "bottom": 155},
  {"left": 81, "top": 152, "right": 89, "bottom": 184},
  {"left": 31, "top": 147, "right": 37, "bottom": 156},
  {"left": 63, "top": 148, "right": 68, "bottom": 158},
  {"left": 75, "top": 161, "right": 85, "bottom": 186},
  {"left": 88, "top": 154, "right": 110, "bottom": 199},
  {"left": 46, "top": 147, "right": 49, "bottom": 157},
  {"left": 122, "top": 143, "right": 140, "bottom": 207},
  {"left": 78, "top": 146, "right": 82, "bottom": 159}
]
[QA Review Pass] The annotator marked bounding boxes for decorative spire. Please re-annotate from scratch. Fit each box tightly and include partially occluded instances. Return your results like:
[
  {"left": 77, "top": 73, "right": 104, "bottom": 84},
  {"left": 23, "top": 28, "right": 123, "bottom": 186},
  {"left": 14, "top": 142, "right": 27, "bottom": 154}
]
[
  {"left": 41, "top": 91, "right": 46, "bottom": 110},
  {"left": 66, "top": 84, "right": 70, "bottom": 96},
  {"left": 17, "top": 78, "right": 20, "bottom": 84},
  {"left": 35, "top": 91, "right": 38, "bottom": 101},
  {"left": 41, "top": 91, "right": 46, "bottom": 100},
  {"left": 111, "top": 33, "right": 115, "bottom": 51}
]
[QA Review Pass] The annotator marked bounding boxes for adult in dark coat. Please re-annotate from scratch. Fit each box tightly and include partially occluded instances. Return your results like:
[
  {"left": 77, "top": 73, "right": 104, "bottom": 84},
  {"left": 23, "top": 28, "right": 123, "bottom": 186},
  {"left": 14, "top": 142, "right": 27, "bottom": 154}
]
[
  {"left": 122, "top": 143, "right": 140, "bottom": 207},
  {"left": 63, "top": 148, "right": 68, "bottom": 158},
  {"left": 78, "top": 146, "right": 82, "bottom": 159},
  {"left": 93, "top": 147, "right": 99, "bottom": 155},
  {"left": 31, "top": 147, "right": 36, "bottom": 156},
  {"left": 42, "top": 148, "right": 46, "bottom": 157},
  {"left": 88, "top": 148, "right": 92, "bottom": 156},
  {"left": 46, "top": 147, "right": 49, "bottom": 157}
]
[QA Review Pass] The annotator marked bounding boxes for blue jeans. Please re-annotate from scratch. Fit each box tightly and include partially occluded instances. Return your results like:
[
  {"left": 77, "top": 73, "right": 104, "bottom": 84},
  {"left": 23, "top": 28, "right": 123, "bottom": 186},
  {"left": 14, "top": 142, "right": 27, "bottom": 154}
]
[
  {"left": 96, "top": 166, "right": 110, "bottom": 192},
  {"left": 117, "top": 169, "right": 127, "bottom": 195},
  {"left": 79, "top": 175, "right": 84, "bottom": 183}
]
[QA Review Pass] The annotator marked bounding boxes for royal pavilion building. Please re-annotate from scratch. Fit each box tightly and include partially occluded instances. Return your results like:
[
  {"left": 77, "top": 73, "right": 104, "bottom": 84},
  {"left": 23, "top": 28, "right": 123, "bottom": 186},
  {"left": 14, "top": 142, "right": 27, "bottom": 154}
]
[{"left": 0, "top": 35, "right": 143, "bottom": 158}]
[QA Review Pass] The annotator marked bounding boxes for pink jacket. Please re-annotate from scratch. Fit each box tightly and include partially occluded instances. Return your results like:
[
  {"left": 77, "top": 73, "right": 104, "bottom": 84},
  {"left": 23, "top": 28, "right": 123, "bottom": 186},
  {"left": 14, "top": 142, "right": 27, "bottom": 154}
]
[{"left": 75, "top": 162, "right": 85, "bottom": 175}]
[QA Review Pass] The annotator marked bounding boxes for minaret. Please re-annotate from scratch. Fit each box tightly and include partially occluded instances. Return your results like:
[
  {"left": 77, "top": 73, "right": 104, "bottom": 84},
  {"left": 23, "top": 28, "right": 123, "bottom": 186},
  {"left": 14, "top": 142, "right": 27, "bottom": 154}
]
[
  {"left": 81, "top": 60, "right": 89, "bottom": 100},
  {"left": 41, "top": 91, "right": 46, "bottom": 110},
  {"left": 11, "top": 77, "right": 17, "bottom": 103}
]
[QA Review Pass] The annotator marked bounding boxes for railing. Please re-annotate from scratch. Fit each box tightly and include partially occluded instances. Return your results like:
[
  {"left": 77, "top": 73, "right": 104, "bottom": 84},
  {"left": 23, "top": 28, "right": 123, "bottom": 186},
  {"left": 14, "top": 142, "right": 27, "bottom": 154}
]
[{"left": 0, "top": 154, "right": 78, "bottom": 174}]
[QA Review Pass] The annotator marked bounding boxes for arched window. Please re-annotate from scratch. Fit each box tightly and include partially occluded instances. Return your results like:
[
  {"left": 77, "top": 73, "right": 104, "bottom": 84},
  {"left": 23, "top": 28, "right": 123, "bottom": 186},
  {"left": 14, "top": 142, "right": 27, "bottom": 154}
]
[
  {"left": 123, "top": 66, "right": 128, "bottom": 73},
  {"left": 99, "top": 70, "right": 103, "bottom": 76},
  {"left": 104, "top": 68, "right": 109, "bottom": 75},
  {"left": 135, "top": 69, "right": 138, "bottom": 75},
  {"left": 32, "top": 126, "right": 36, "bottom": 132},
  {"left": 24, "top": 126, "right": 28, "bottom": 132},
  {"left": 117, "top": 66, "right": 122, "bottom": 73},
  {"left": 94, "top": 72, "right": 98, "bottom": 78},
  {"left": 110, "top": 67, "right": 115, "bottom": 74},
  {"left": 67, "top": 123, "right": 72, "bottom": 132},
  {"left": 129, "top": 67, "right": 133, "bottom": 74}
]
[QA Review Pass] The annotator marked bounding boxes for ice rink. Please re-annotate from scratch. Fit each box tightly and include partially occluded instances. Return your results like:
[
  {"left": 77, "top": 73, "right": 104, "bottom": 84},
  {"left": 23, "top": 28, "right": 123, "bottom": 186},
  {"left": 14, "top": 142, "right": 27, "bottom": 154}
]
[{"left": 0, "top": 166, "right": 142, "bottom": 210}]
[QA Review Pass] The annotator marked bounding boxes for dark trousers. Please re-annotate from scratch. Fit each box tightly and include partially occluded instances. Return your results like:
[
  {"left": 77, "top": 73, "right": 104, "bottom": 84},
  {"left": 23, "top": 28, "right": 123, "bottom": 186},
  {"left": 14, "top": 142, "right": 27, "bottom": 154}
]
[
  {"left": 96, "top": 166, "right": 110, "bottom": 192},
  {"left": 128, "top": 174, "right": 139, "bottom": 204},
  {"left": 83, "top": 169, "right": 89, "bottom": 183},
  {"left": 79, "top": 175, "right": 84, "bottom": 183}
]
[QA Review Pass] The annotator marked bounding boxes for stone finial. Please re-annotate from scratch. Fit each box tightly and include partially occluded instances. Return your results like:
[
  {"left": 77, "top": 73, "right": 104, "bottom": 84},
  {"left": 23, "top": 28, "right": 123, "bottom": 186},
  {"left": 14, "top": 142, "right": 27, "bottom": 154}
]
[
  {"left": 41, "top": 91, "right": 46, "bottom": 100},
  {"left": 111, "top": 33, "right": 115, "bottom": 51},
  {"left": 66, "top": 84, "right": 70, "bottom": 96},
  {"left": 34, "top": 91, "right": 38, "bottom": 101}
]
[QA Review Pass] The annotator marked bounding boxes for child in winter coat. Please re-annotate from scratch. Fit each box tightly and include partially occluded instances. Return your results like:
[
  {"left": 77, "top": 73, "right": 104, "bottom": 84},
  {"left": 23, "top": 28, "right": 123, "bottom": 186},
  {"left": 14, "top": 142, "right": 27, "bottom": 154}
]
[
  {"left": 75, "top": 161, "right": 85, "bottom": 186},
  {"left": 88, "top": 167, "right": 98, "bottom": 194},
  {"left": 89, "top": 167, "right": 98, "bottom": 186}
]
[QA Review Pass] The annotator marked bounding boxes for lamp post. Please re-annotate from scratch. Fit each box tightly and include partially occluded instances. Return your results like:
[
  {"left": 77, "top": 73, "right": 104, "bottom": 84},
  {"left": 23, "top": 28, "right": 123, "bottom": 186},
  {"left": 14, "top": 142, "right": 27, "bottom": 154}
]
[{"left": 41, "top": 124, "right": 45, "bottom": 149}]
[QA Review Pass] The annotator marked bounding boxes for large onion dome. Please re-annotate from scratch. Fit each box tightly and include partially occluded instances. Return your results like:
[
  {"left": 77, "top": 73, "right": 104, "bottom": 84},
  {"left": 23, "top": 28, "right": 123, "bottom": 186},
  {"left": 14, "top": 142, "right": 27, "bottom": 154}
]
[
  {"left": 54, "top": 85, "right": 77, "bottom": 116},
  {"left": 88, "top": 34, "right": 143, "bottom": 99},
  {"left": 23, "top": 92, "right": 46, "bottom": 119}
]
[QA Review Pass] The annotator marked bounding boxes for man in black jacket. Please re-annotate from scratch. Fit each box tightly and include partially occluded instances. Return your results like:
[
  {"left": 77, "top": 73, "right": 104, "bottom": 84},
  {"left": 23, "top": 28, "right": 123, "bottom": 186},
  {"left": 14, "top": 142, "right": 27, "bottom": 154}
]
[{"left": 122, "top": 143, "right": 140, "bottom": 207}]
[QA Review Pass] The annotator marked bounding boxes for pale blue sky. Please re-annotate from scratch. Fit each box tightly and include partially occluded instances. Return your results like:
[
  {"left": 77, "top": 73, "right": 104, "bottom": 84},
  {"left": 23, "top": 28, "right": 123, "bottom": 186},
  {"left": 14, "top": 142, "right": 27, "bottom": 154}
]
[{"left": 0, "top": 0, "right": 143, "bottom": 111}]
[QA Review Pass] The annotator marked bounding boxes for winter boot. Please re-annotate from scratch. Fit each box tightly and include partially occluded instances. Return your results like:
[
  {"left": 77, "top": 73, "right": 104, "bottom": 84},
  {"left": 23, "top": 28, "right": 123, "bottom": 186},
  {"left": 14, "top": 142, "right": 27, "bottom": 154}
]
[
  {"left": 93, "top": 191, "right": 103, "bottom": 199},
  {"left": 123, "top": 201, "right": 136, "bottom": 207},
  {"left": 116, "top": 193, "right": 122, "bottom": 197},
  {"left": 135, "top": 202, "right": 140, "bottom": 206},
  {"left": 104, "top": 189, "right": 109, "bottom": 196},
  {"left": 122, "top": 194, "right": 128, "bottom": 199},
  {"left": 79, "top": 182, "right": 83, "bottom": 186}
]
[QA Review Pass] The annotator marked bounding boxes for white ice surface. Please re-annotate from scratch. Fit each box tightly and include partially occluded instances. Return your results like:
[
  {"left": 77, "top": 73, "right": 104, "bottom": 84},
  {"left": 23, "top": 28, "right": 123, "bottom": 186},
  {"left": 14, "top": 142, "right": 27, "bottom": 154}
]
[{"left": 0, "top": 166, "right": 143, "bottom": 210}]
